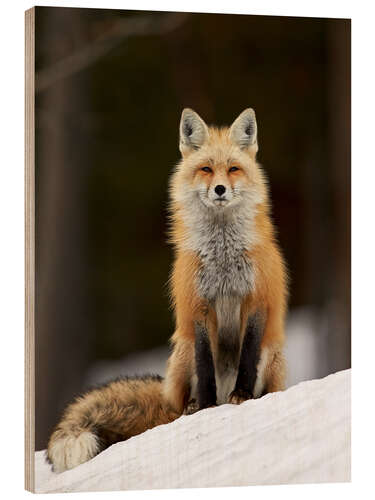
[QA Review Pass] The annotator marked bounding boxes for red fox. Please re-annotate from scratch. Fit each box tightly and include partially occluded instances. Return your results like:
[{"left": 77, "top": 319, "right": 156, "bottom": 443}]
[{"left": 47, "top": 108, "right": 288, "bottom": 472}]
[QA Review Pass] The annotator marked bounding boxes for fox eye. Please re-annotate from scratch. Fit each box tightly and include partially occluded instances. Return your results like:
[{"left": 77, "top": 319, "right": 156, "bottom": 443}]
[
  {"left": 229, "top": 166, "right": 240, "bottom": 172},
  {"left": 201, "top": 166, "right": 212, "bottom": 173}
]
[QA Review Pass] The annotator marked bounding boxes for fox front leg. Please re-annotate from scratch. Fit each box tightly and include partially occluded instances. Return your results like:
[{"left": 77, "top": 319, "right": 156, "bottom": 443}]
[
  {"left": 194, "top": 322, "right": 217, "bottom": 409},
  {"left": 229, "top": 312, "right": 263, "bottom": 404}
]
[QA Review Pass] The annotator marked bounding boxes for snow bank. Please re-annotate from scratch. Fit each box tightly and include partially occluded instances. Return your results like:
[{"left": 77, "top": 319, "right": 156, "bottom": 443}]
[{"left": 34, "top": 369, "right": 350, "bottom": 493}]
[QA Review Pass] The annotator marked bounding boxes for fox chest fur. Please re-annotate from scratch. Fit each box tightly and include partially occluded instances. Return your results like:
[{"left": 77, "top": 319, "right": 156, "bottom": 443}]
[
  {"left": 185, "top": 208, "right": 256, "bottom": 303},
  {"left": 196, "top": 221, "right": 254, "bottom": 301}
]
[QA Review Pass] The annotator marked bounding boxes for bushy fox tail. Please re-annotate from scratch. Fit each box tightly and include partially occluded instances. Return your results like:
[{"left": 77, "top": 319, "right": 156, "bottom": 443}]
[{"left": 47, "top": 375, "right": 180, "bottom": 472}]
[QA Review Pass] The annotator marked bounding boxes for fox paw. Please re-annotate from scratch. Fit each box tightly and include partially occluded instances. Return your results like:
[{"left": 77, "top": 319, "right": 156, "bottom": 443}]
[
  {"left": 48, "top": 431, "right": 99, "bottom": 473},
  {"left": 184, "top": 399, "right": 199, "bottom": 415},
  {"left": 228, "top": 389, "right": 252, "bottom": 405}
]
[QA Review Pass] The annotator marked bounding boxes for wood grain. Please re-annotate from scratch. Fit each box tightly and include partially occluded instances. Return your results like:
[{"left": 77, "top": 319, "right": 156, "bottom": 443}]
[{"left": 25, "top": 7, "right": 35, "bottom": 493}]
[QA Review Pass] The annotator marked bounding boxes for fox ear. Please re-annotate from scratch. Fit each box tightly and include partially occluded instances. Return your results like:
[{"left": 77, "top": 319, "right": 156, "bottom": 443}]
[
  {"left": 179, "top": 108, "right": 209, "bottom": 156},
  {"left": 229, "top": 108, "right": 258, "bottom": 152}
]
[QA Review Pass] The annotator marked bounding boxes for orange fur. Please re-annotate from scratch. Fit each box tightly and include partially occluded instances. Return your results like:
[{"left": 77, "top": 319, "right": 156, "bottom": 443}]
[{"left": 163, "top": 111, "right": 288, "bottom": 410}]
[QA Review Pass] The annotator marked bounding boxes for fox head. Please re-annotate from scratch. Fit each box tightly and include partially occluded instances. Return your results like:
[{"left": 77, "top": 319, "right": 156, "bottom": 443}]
[{"left": 171, "top": 108, "right": 267, "bottom": 212}]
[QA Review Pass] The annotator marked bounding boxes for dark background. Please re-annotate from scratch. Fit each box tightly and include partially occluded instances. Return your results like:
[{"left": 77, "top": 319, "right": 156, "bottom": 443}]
[{"left": 34, "top": 7, "right": 351, "bottom": 450}]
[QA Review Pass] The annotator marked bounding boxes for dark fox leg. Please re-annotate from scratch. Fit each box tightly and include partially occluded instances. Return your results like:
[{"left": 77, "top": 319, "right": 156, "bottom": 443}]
[
  {"left": 195, "top": 322, "right": 217, "bottom": 409},
  {"left": 229, "top": 312, "right": 264, "bottom": 404}
]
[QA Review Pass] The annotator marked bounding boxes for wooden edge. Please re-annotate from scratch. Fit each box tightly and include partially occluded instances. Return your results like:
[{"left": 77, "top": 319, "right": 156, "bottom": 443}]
[{"left": 25, "top": 6, "right": 35, "bottom": 493}]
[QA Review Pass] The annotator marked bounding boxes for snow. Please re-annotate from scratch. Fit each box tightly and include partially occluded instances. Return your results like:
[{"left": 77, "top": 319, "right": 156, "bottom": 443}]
[{"left": 34, "top": 369, "right": 351, "bottom": 493}]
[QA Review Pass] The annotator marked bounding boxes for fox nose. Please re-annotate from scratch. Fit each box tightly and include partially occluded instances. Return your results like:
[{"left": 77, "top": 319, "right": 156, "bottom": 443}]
[{"left": 215, "top": 185, "right": 226, "bottom": 196}]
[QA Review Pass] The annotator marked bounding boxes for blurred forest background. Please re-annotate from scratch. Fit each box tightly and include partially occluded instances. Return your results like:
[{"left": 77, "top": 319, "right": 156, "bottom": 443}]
[{"left": 34, "top": 7, "right": 350, "bottom": 449}]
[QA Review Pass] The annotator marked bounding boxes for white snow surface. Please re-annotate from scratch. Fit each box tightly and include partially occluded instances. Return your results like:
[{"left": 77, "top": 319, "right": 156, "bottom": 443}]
[{"left": 35, "top": 369, "right": 351, "bottom": 493}]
